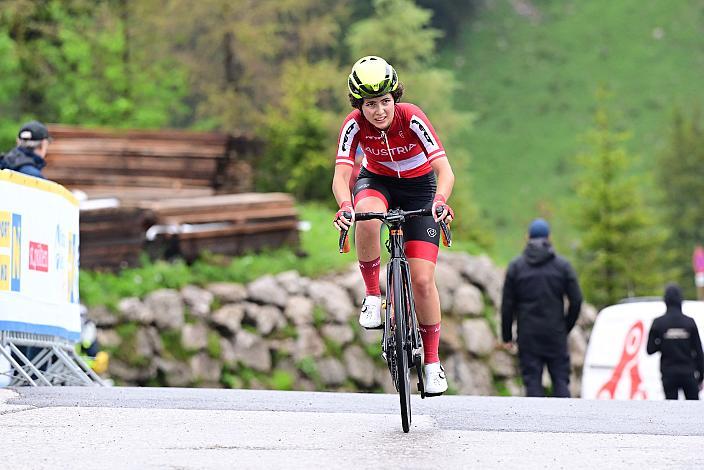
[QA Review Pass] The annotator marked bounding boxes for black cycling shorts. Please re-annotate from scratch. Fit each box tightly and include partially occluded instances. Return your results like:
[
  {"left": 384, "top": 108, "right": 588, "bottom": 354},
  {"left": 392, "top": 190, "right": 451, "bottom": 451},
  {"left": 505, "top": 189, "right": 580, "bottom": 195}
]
[{"left": 352, "top": 167, "right": 440, "bottom": 263}]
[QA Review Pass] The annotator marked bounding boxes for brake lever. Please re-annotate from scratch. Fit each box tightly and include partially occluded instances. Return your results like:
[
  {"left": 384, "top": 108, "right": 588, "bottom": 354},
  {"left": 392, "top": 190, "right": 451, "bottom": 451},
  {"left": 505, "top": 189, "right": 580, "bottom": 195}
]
[
  {"left": 439, "top": 221, "right": 452, "bottom": 247},
  {"left": 339, "top": 228, "right": 350, "bottom": 253},
  {"left": 435, "top": 206, "right": 452, "bottom": 247},
  {"left": 338, "top": 211, "right": 352, "bottom": 253}
]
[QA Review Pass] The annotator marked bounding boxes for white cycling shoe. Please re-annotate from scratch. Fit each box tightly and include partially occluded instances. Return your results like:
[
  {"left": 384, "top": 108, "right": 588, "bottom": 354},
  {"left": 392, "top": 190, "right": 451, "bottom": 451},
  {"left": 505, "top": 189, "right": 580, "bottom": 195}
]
[
  {"left": 359, "top": 295, "right": 382, "bottom": 329},
  {"left": 424, "top": 362, "right": 448, "bottom": 396}
]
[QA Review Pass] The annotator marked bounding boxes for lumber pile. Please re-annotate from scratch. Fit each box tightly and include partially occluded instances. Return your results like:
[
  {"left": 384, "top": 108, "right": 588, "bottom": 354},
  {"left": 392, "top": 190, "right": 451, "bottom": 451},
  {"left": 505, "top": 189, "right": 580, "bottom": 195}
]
[
  {"left": 140, "top": 193, "right": 299, "bottom": 261},
  {"left": 43, "top": 125, "right": 298, "bottom": 269}
]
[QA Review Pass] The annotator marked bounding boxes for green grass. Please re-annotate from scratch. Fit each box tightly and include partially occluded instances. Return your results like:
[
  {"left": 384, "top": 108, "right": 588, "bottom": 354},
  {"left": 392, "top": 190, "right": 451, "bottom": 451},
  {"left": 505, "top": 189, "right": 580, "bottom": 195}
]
[{"left": 442, "top": 0, "right": 704, "bottom": 263}]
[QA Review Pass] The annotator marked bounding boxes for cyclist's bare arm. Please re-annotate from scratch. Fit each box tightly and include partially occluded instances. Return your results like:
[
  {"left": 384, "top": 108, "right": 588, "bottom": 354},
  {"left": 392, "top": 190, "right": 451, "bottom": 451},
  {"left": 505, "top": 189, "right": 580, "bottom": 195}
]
[
  {"left": 430, "top": 158, "right": 455, "bottom": 202},
  {"left": 332, "top": 165, "right": 353, "bottom": 208}
]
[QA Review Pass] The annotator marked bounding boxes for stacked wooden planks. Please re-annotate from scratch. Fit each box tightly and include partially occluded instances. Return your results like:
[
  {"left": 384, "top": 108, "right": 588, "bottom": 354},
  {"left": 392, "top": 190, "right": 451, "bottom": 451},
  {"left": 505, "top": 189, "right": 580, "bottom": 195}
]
[
  {"left": 79, "top": 205, "right": 148, "bottom": 270},
  {"left": 44, "top": 125, "right": 297, "bottom": 270},
  {"left": 140, "top": 193, "right": 299, "bottom": 262}
]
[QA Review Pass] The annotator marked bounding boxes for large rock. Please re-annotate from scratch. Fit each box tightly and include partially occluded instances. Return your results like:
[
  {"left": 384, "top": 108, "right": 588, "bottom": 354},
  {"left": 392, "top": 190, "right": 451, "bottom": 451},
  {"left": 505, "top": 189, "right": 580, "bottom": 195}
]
[
  {"left": 143, "top": 327, "right": 164, "bottom": 355},
  {"left": 96, "top": 329, "right": 121, "bottom": 349},
  {"left": 438, "top": 317, "right": 465, "bottom": 352},
  {"left": 219, "top": 337, "right": 237, "bottom": 366},
  {"left": 156, "top": 358, "right": 194, "bottom": 387},
  {"left": 247, "top": 275, "right": 287, "bottom": 308},
  {"left": 335, "top": 269, "right": 366, "bottom": 306},
  {"left": 461, "top": 319, "right": 496, "bottom": 357},
  {"left": 233, "top": 330, "right": 271, "bottom": 372},
  {"left": 275, "top": 270, "right": 310, "bottom": 296},
  {"left": 189, "top": 353, "right": 222, "bottom": 383},
  {"left": 87, "top": 305, "right": 118, "bottom": 327},
  {"left": 317, "top": 357, "right": 347, "bottom": 386},
  {"left": 117, "top": 297, "right": 154, "bottom": 325},
  {"left": 438, "top": 285, "right": 454, "bottom": 314},
  {"left": 145, "top": 289, "right": 184, "bottom": 330},
  {"left": 245, "top": 304, "right": 285, "bottom": 336},
  {"left": 452, "top": 284, "right": 484, "bottom": 317},
  {"left": 489, "top": 350, "right": 516, "bottom": 378},
  {"left": 211, "top": 304, "right": 245, "bottom": 335},
  {"left": 374, "top": 366, "right": 396, "bottom": 394},
  {"left": 135, "top": 328, "right": 157, "bottom": 358},
  {"left": 109, "top": 358, "right": 156, "bottom": 384},
  {"left": 569, "top": 325, "right": 588, "bottom": 369},
  {"left": 445, "top": 354, "right": 494, "bottom": 395},
  {"left": 343, "top": 345, "right": 376, "bottom": 388},
  {"left": 181, "top": 285, "right": 214, "bottom": 318},
  {"left": 284, "top": 296, "right": 314, "bottom": 326},
  {"left": 577, "top": 303, "right": 598, "bottom": 330},
  {"left": 460, "top": 254, "right": 505, "bottom": 308},
  {"left": 293, "top": 326, "right": 325, "bottom": 360},
  {"left": 321, "top": 324, "right": 355, "bottom": 346},
  {"left": 206, "top": 282, "right": 247, "bottom": 304},
  {"left": 181, "top": 323, "right": 209, "bottom": 350},
  {"left": 434, "top": 262, "right": 464, "bottom": 292},
  {"left": 308, "top": 280, "right": 354, "bottom": 323}
]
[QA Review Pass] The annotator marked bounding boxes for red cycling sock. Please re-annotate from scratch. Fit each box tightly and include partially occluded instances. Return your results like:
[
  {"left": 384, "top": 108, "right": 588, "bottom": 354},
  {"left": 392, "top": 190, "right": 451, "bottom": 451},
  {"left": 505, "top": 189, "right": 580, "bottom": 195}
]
[
  {"left": 419, "top": 322, "right": 441, "bottom": 364},
  {"left": 359, "top": 257, "right": 381, "bottom": 296}
]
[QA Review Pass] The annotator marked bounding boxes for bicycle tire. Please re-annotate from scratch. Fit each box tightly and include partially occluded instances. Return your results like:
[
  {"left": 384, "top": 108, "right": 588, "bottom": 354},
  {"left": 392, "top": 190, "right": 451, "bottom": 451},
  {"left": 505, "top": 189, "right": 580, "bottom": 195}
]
[{"left": 391, "top": 259, "right": 411, "bottom": 433}]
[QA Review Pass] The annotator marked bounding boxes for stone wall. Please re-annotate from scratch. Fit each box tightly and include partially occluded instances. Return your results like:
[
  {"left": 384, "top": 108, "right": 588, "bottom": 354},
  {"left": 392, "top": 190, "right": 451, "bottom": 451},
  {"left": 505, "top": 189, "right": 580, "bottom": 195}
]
[{"left": 89, "top": 251, "right": 596, "bottom": 396}]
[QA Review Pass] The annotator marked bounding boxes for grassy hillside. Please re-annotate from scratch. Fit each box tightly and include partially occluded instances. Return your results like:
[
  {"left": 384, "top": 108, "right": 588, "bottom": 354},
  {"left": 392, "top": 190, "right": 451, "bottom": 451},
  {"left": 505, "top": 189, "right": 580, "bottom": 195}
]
[{"left": 444, "top": 0, "right": 704, "bottom": 263}]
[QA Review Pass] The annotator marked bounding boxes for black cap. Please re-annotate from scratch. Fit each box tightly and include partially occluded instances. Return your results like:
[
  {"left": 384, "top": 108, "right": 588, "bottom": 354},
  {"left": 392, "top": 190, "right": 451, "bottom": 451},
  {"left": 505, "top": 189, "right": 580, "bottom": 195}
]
[{"left": 18, "top": 120, "right": 50, "bottom": 141}]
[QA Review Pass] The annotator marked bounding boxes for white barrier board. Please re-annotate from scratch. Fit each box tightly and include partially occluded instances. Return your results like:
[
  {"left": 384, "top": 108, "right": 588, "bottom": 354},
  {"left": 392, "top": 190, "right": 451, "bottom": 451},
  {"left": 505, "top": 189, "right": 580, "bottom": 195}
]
[
  {"left": 0, "top": 170, "right": 80, "bottom": 341},
  {"left": 581, "top": 300, "right": 704, "bottom": 400}
]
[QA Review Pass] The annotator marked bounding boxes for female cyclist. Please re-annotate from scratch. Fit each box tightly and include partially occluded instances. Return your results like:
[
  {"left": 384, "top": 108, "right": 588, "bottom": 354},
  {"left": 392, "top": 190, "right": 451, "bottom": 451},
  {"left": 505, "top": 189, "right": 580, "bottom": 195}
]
[{"left": 332, "top": 56, "right": 455, "bottom": 395}]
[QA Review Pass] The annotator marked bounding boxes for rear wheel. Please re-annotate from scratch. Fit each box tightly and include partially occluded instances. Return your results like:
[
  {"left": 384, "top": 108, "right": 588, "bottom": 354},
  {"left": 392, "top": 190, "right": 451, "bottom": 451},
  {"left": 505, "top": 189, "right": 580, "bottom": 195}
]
[{"left": 392, "top": 260, "right": 411, "bottom": 433}]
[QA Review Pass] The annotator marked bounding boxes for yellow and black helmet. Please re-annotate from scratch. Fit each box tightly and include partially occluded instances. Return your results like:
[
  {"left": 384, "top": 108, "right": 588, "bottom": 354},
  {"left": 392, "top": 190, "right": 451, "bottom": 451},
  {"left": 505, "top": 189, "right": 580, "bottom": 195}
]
[{"left": 347, "top": 56, "right": 399, "bottom": 99}]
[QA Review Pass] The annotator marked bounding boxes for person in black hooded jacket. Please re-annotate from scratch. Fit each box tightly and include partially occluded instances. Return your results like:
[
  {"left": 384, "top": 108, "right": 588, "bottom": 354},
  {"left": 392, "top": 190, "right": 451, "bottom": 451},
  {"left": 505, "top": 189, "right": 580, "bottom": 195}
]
[
  {"left": 647, "top": 283, "right": 704, "bottom": 400},
  {"left": 0, "top": 121, "right": 50, "bottom": 179},
  {"left": 501, "top": 218, "right": 583, "bottom": 397}
]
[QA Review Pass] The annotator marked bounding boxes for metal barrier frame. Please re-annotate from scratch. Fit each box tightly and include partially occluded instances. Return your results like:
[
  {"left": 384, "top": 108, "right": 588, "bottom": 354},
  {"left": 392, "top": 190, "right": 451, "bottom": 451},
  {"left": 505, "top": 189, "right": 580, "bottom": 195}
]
[{"left": 0, "top": 331, "right": 105, "bottom": 387}]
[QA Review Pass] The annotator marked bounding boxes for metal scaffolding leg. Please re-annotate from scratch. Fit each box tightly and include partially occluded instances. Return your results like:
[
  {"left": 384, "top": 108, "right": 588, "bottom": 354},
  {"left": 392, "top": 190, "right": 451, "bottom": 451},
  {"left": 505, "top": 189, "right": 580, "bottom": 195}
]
[
  {"left": 8, "top": 343, "right": 52, "bottom": 386},
  {"left": 51, "top": 346, "right": 93, "bottom": 386},
  {"left": 1, "top": 331, "right": 105, "bottom": 387},
  {"left": 0, "top": 345, "right": 37, "bottom": 386}
]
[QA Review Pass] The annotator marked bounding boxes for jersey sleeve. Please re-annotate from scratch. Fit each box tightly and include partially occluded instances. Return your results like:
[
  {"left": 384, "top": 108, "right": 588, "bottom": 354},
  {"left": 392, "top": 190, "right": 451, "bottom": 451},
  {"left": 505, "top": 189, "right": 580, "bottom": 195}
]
[
  {"left": 335, "top": 111, "right": 361, "bottom": 167},
  {"left": 406, "top": 104, "right": 446, "bottom": 163}
]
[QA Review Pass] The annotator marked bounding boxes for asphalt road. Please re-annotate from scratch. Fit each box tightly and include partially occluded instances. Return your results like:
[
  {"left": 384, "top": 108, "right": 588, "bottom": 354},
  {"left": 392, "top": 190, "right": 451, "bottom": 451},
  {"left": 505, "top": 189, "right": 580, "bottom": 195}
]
[{"left": 1, "top": 387, "right": 703, "bottom": 469}]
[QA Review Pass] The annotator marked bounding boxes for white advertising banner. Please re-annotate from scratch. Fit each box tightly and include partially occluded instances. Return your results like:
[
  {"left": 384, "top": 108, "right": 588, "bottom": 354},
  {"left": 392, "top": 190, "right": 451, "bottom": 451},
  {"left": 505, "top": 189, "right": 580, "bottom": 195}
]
[
  {"left": 0, "top": 170, "right": 80, "bottom": 341},
  {"left": 581, "top": 300, "right": 704, "bottom": 400}
]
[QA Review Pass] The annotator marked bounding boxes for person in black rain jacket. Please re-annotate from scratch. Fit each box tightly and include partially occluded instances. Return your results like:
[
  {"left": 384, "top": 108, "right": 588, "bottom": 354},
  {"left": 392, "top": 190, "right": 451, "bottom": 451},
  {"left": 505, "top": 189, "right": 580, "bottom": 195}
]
[
  {"left": 501, "top": 218, "right": 583, "bottom": 397},
  {"left": 647, "top": 283, "right": 704, "bottom": 400}
]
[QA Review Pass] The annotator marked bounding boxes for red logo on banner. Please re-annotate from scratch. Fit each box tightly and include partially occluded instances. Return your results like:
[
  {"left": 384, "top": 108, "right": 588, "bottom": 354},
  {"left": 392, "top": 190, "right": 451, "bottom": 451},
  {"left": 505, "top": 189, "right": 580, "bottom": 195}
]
[
  {"left": 29, "top": 242, "right": 49, "bottom": 272},
  {"left": 597, "top": 320, "right": 647, "bottom": 400}
]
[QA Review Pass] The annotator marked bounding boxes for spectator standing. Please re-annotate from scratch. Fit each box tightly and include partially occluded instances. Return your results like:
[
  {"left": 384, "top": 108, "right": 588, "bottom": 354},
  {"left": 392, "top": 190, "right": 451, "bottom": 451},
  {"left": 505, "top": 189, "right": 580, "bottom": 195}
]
[
  {"left": 646, "top": 283, "right": 704, "bottom": 400},
  {"left": 693, "top": 245, "right": 704, "bottom": 301},
  {"left": 0, "top": 121, "right": 51, "bottom": 178},
  {"left": 501, "top": 218, "right": 583, "bottom": 397}
]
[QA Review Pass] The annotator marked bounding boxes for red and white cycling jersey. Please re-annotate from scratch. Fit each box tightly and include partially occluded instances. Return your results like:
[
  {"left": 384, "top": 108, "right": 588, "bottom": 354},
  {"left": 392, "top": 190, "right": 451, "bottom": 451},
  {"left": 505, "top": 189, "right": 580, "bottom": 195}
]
[{"left": 335, "top": 103, "right": 446, "bottom": 178}]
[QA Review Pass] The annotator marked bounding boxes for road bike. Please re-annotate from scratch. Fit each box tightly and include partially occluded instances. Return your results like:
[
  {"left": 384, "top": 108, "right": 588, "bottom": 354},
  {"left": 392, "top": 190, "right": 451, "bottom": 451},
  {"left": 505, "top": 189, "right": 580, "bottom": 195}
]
[{"left": 339, "top": 207, "right": 451, "bottom": 432}]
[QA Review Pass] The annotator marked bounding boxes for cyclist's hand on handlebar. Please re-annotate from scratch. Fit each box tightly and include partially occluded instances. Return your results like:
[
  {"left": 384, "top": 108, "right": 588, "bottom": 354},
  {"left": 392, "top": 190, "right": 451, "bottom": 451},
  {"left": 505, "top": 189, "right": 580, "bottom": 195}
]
[
  {"left": 333, "top": 200, "right": 355, "bottom": 231},
  {"left": 432, "top": 194, "right": 454, "bottom": 224}
]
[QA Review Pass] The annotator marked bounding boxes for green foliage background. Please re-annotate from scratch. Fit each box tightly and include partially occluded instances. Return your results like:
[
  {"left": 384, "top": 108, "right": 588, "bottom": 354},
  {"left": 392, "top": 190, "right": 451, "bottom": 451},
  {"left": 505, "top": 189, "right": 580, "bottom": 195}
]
[{"left": 2, "top": 0, "right": 703, "bottom": 305}]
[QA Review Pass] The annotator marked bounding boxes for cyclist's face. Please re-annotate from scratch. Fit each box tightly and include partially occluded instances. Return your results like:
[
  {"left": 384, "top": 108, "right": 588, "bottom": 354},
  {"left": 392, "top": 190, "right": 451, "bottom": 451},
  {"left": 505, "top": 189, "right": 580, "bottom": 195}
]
[{"left": 362, "top": 94, "right": 394, "bottom": 130}]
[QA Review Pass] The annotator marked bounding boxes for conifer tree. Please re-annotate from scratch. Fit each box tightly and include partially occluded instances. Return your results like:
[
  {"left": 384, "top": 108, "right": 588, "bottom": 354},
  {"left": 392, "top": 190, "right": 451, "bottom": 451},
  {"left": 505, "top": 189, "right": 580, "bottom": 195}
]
[
  {"left": 575, "top": 91, "right": 666, "bottom": 308},
  {"left": 656, "top": 109, "right": 704, "bottom": 297}
]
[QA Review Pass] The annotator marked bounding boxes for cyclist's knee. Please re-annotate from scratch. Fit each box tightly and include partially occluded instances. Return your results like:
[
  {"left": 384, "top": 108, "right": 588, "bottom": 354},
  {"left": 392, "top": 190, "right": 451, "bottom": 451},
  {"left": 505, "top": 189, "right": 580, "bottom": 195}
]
[{"left": 411, "top": 273, "right": 436, "bottom": 299}]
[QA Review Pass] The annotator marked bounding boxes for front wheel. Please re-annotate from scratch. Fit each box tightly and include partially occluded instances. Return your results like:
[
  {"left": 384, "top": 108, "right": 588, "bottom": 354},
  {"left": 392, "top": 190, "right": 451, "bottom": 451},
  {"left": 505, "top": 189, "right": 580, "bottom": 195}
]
[{"left": 391, "top": 260, "right": 411, "bottom": 433}]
